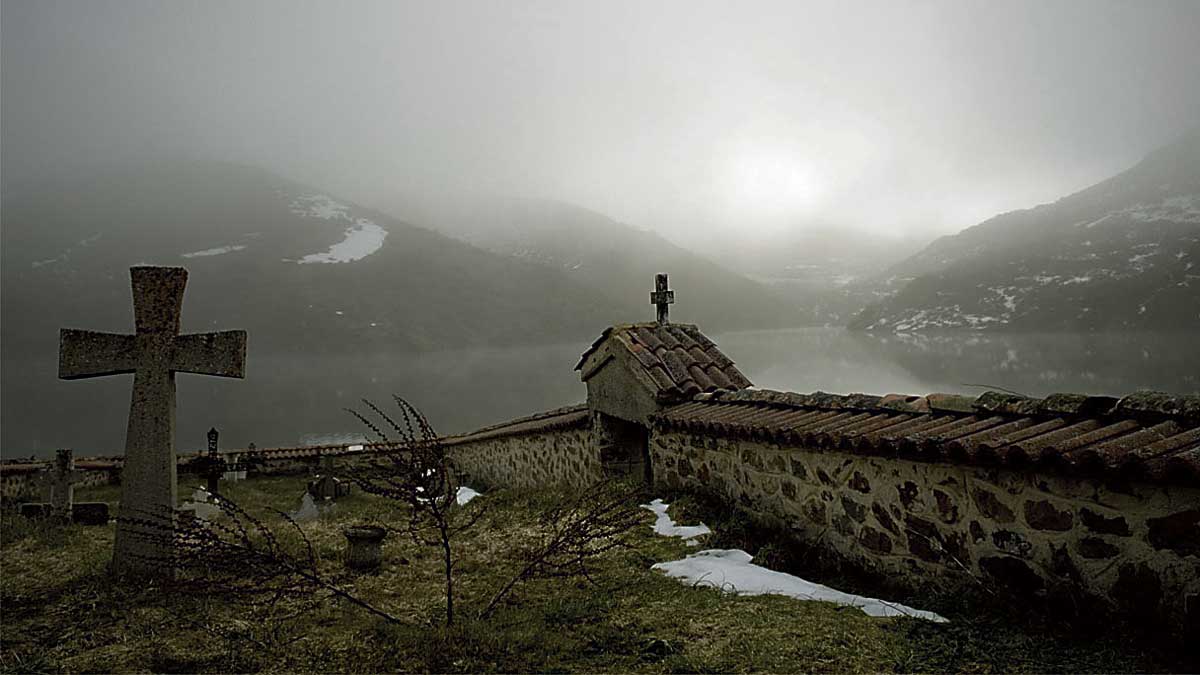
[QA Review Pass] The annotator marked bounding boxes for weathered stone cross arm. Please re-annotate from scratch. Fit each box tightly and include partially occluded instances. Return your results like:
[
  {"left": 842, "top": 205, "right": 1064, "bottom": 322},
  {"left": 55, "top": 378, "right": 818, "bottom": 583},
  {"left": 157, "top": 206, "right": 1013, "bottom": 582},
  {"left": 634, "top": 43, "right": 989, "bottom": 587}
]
[
  {"left": 171, "top": 332, "right": 247, "bottom": 378},
  {"left": 59, "top": 328, "right": 246, "bottom": 379},
  {"left": 59, "top": 330, "right": 137, "bottom": 380}
]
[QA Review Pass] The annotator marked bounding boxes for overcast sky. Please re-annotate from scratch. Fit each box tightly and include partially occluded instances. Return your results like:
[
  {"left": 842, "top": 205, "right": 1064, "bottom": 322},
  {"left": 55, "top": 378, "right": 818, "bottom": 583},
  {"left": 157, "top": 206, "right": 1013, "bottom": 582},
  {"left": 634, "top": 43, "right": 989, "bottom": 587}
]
[{"left": 4, "top": 0, "right": 1199, "bottom": 243}]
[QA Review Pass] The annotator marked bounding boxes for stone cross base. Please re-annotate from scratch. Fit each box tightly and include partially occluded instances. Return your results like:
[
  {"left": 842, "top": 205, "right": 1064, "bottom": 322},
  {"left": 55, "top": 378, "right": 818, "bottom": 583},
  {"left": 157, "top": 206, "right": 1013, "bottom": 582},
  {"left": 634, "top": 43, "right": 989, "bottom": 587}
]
[
  {"left": 19, "top": 502, "right": 110, "bottom": 526},
  {"left": 307, "top": 475, "right": 352, "bottom": 501}
]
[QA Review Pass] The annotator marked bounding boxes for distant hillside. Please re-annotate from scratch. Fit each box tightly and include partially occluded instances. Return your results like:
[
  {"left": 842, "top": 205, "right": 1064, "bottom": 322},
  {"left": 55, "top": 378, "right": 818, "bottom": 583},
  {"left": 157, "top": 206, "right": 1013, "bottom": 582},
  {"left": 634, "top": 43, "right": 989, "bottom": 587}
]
[
  {"left": 379, "top": 195, "right": 805, "bottom": 331},
  {"left": 705, "top": 227, "right": 930, "bottom": 327},
  {"left": 851, "top": 131, "right": 1200, "bottom": 331},
  {"left": 0, "top": 161, "right": 626, "bottom": 358}
]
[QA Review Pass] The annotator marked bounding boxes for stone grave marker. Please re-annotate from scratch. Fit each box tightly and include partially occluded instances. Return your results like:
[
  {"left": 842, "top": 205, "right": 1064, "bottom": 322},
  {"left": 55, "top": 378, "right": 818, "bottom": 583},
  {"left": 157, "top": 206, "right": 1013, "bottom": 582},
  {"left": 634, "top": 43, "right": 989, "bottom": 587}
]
[
  {"left": 290, "top": 492, "right": 321, "bottom": 522},
  {"left": 179, "top": 487, "right": 221, "bottom": 521},
  {"left": 308, "top": 453, "right": 352, "bottom": 501},
  {"left": 44, "top": 448, "right": 82, "bottom": 518},
  {"left": 58, "top": 266, "right": 246, "bottom": 575},
  {"left": 18, "top": 449, "right": 110, "bottom": 525}
]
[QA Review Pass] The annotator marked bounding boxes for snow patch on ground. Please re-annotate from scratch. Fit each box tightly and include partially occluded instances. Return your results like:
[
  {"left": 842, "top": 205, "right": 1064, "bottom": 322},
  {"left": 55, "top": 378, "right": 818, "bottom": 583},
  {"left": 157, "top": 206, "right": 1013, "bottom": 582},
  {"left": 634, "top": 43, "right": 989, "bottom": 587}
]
[
  {"left": 882, "top": 306, "right": 1004, "bottom": 332},
  {"left": 456, "top": 486, "right": 482, "bottom": 505},
  {"left": 1128, "top": 194, "right": 1200, "bottom": 223},
  {"left": 297, "top": 220, "right": 388, "bottom": 263},
  {"left": 1080, "top": 195, "right": 1200, "bottom": 228},
  {"left": 180, "top": 488, "right": 221, "bottom": 521},
  {"left": 641, "top": 499, "right": 711, "bottom": 544},
  {"left": 642, "top": 498, "right": 945, "bottom": 620},
  {"left": 182, "top": 245, "right": 247, "bottom": 258},
  {"left": 988, "top": 286, "right": 1020, "bottom": 318},
  {"left": 1128, "top": 250, "right": 1157, "bottom": 272},
  {"left": 289, "top": 193, "right": 389, "bottom": 264},
  {"left": 653, "top": 549, "right": 947, "bottom": 622},
  {"left": 290, "top": 194, "right": 353, "bottom": 221}
]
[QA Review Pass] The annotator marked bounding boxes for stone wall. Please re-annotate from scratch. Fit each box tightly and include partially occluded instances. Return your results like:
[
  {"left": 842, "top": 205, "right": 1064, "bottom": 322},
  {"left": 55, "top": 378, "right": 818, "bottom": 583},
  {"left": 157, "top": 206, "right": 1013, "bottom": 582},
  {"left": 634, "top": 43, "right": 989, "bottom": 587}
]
[
  {"left": 449, "top": 428, "right": 600, "bottom": 490},
  {"left": 651, "top": 430, "right": 1200, "bottom": 628},
  {"left": 1, "top": 465, "right": 119, "bottom": 502},
  {"left": 0, "top": 450, "right": 372, "bottom": 503}
]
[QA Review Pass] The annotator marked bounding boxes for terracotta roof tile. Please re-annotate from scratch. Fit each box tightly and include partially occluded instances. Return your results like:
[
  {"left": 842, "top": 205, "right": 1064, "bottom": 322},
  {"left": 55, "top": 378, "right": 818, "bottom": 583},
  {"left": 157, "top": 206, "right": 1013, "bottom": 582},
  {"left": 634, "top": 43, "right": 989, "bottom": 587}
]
[
  {"left": 652, "top": 388, "right": 1200, "bottom": 486},
  {"left": 1145, "top": 447, "right": 1199, "bottom": 483},
  {"left": 576, "top": 323, "right": 751, "bottom": 401},
  {"left": 442, "top": 404, "right": 589, "bottom": 445}
]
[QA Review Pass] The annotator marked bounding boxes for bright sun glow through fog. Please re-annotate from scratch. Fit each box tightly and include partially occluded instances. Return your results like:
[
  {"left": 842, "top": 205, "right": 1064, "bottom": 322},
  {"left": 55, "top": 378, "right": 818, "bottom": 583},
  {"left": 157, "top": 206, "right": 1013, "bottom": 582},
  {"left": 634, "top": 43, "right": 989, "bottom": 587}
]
[{"left": 723, "top": 149, "right": 823, "bottom": 233}]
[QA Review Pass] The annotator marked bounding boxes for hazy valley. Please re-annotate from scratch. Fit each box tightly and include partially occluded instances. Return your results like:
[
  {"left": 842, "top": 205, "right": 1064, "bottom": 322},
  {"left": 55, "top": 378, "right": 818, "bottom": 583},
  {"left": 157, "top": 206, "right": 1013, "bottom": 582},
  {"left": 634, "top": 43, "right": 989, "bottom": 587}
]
[{"left": 4, "top": 133, "right": 1200, "bottom": 456}]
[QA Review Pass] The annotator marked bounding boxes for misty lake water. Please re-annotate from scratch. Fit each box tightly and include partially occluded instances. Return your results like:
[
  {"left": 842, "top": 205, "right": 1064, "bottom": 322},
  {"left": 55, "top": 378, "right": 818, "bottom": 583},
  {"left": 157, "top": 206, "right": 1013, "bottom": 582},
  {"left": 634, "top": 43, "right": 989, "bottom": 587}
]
[{"left": 3, "top": 328, "right": 1198, "bottom": 459}]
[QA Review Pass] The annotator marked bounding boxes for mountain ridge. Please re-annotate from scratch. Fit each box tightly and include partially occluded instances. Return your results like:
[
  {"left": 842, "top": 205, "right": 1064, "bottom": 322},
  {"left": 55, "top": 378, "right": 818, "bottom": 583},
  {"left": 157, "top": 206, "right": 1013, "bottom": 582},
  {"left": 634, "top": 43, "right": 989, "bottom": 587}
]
[
  {"left": 851, "top": 131, "right": 1200, "bottom": 331},
  {"left": 0, "top": 161, "right": 628, "bottom": 358},
  {"left": 369, "top": 193, "right": 807, "bottom": 332}
]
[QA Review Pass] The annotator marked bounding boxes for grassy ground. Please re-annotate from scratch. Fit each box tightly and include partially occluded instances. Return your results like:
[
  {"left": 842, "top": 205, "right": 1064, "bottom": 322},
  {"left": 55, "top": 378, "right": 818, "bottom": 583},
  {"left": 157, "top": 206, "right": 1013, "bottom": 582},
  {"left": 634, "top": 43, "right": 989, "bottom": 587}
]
[{"left": 0, "top": 476, "right": 1188, "bottom": 673}]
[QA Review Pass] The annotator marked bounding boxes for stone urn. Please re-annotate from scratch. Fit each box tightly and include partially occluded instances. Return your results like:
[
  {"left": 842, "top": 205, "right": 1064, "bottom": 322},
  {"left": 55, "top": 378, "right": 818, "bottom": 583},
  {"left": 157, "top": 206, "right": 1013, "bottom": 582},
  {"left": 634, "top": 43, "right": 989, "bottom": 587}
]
[{"left": 343, "top": 524, "right": 387, "bottom": 572}]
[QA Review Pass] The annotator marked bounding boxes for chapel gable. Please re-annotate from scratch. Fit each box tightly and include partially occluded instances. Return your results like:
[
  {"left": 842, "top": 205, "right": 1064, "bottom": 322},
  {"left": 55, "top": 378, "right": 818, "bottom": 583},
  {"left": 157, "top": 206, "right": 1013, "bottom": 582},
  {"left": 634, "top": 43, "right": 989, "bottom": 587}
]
[{"left": 574, "top": 322, "right": 752, "bottom": 425}]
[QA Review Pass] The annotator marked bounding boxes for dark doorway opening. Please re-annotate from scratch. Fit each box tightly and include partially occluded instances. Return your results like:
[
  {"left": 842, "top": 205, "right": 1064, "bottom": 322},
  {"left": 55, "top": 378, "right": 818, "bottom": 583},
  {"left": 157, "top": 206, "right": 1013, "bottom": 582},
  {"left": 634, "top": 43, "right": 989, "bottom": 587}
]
[{"left": 596, "top": 413, "right": 651, "bottom": 484}]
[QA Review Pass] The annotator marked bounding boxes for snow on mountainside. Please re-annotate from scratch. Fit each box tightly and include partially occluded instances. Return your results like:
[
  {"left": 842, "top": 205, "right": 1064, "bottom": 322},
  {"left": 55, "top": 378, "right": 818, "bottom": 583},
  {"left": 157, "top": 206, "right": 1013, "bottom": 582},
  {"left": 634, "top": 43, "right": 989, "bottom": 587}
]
[
  {"left": 850, "top": 131, "right": 1200, "bottom": 332},
  {"left": 0, "top": 161, "right": 623, "bottom": 356},
  {"left": 289, "top": 194, "right": 389, "bottom": 264}
]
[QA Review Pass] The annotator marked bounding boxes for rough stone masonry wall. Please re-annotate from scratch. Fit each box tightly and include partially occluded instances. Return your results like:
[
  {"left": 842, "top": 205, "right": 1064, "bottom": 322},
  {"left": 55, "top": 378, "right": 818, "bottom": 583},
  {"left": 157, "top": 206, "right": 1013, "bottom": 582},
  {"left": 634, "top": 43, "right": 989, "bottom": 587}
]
[
  {"left": 1, "top": 467, "right": 118, "bottom": 503},
  {"left": 449, "top": 428, "right": 600, "bottom": 490},
  {"left": 652, "top": 430, "right": 1200, "bottom": 626}
]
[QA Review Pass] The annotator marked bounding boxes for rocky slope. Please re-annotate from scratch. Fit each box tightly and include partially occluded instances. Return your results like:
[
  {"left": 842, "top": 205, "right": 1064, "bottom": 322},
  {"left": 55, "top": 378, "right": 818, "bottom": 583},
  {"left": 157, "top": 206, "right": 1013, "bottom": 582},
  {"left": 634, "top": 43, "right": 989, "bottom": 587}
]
[{"left": 850, "top": 132, "right": 1200, "bottom": 331}]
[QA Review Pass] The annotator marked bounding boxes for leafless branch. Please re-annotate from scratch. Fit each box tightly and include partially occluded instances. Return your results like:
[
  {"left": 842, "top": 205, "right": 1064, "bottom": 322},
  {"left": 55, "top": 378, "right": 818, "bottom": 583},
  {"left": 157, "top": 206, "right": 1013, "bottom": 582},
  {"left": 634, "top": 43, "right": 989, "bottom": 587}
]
[
  {"left": 481, "top": 479, "right": 644, "bottom": 619},
  {"left": 116, "top": 498, "right": 403, "bottom": 625}
]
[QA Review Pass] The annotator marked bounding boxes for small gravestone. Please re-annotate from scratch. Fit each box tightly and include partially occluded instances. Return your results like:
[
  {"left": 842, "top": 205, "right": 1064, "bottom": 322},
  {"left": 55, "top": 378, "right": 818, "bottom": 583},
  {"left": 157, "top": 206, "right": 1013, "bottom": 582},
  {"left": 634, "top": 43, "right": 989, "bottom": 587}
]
[
  {"left": 45, "top": 448, "right": 83, "bottom": 519},
  {"left": 222, "top": 442, "right": 248, "bottom": 483},
  {"left": 179, "top": 487, "right": 221, "bottom": 521},
  {"left": 71, "top": 503, "right": 111, "bottom": 526},
  {"left": 222, "top": 461, "right": 247, "bottom": 483},
  {"left": 290, "top": 492, "right": 321, "bottom": 522},
  {"left": 58, "top": 266, "right": 247, "bottom": 575},
  {"left": 307, "top": 454, "right": 351, "bottom": 501},
  {"left": 18, "top": 449, "right": 110, "bottom": 525}
]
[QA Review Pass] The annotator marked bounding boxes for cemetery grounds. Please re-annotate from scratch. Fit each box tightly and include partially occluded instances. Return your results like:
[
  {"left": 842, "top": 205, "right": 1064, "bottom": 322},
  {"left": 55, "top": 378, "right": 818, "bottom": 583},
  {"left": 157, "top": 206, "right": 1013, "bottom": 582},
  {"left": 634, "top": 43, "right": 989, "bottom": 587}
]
[{"left": 1, "top": 475, "right": 1191, "bottom": 673}]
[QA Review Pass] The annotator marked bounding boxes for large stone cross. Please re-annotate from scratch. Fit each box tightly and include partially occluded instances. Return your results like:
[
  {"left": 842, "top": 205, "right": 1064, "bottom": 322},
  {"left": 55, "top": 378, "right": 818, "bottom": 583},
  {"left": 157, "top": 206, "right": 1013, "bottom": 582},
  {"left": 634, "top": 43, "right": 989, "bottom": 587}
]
[
  {"left": 650, "top": 273, "right": 674, "bottom": 325},
  {"left": 59, "top": 266, "right": 246, "bottom": 575}
]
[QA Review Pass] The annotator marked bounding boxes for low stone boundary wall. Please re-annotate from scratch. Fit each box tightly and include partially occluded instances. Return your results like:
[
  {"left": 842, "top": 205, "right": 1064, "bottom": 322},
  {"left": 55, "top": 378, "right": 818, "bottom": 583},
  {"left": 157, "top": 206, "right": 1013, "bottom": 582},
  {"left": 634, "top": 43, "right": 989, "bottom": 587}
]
[
  {"left": 651, "top": 429, "right": 1200, "bottom": 631},
  {"left": 0, "top": 444, "right": 393, "bottom": 504},
  {"left": 449, "top": 428, "right": 599, "bottom": 489},
  {"left": 0, "top": 406, "right": 595, "bottom": 503},
  {"left": 1, "top": 461, "right": 121, "bottom": 502}
]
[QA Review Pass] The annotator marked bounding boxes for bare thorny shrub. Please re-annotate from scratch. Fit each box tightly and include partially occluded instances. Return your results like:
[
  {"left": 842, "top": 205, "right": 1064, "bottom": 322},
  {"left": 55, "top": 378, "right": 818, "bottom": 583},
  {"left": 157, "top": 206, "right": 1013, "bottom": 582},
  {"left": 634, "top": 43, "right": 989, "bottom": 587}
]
[
  {"left": 118, "top": 395, "right": 644, "bottom": 633},
  {"left": 481, "top": 481, "right": 645, "bottom": 619},
  {"left": 344, "top": 395, "right": 482, "bottom": 625},
  {"left": 119, "top": 497, "right": 402, "bottom": 624}
]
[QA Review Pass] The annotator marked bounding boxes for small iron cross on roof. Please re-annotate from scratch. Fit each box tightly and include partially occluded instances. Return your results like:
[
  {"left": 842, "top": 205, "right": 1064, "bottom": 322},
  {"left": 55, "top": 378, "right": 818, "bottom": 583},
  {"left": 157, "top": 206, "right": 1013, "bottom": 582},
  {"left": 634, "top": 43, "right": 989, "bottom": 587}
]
[{"left": 650, "top": 273, "right": 674, "bottom": 325}]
